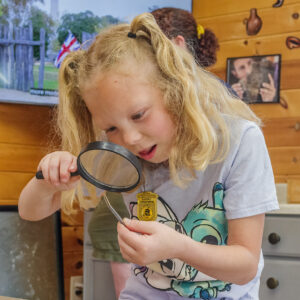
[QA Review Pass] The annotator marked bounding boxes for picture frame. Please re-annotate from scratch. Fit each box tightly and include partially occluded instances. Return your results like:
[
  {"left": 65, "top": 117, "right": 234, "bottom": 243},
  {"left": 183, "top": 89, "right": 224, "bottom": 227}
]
[
  {"left": 226, "top": 54, "right": 281, "bottom": 104},
  {"left": 0, "top": 206, "right": 64, "bottom": 299}
]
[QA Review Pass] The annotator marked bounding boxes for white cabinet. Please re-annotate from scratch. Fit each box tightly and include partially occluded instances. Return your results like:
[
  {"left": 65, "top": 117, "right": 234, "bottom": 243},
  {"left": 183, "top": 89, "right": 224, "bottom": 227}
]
[{"left": 260, "top": 213, "right": 300, "bottom": 299}]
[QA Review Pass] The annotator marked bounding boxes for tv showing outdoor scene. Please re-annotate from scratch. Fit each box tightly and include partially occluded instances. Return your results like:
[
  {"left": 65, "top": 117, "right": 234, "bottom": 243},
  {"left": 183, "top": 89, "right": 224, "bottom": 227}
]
[{"left": 0, "top": 0, "right": 191, "bottom": 105}]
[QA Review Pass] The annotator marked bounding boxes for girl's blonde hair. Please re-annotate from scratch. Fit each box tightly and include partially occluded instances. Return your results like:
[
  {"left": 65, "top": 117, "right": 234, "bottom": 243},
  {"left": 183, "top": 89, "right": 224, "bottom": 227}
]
[{"left": 57, "top": 13, "right": 260, "bottom": 213}]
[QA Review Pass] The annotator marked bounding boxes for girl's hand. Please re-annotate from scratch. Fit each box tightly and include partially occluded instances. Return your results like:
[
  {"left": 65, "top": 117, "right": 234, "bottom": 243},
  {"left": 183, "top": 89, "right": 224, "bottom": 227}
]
[
  {"left": 37, "top": 151, "right": 80, "bottom": 191},
  {"left": 117, "top": 218, "right": 184, "bottom": 266},
  {"left": 260, "top": 73, "right": 276, "bottom": 102}
]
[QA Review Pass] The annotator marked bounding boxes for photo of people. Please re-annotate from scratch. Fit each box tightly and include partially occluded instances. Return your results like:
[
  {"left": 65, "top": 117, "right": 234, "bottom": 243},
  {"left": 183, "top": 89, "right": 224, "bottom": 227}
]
[{"left": 226, "top": 54, "right": 281, "bottom": 104}]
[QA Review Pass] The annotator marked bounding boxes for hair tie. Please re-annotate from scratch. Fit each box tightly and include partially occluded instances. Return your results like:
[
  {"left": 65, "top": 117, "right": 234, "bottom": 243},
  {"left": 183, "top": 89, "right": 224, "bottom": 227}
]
[
  {"left": 197, "top": 25, "right": 205, "bottom": 39},
  {"left": 128, "top": 32, "right": 137, "bottom": 38}
]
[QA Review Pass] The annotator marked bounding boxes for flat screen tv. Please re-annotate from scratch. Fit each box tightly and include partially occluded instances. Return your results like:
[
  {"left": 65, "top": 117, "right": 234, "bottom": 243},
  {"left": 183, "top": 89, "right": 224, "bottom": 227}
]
[
  {"left": 0, "top": 0, "right": 192, "bottom": 106},
  {"left": 0, "top": 206, "right": 64, "bottom": 299}
]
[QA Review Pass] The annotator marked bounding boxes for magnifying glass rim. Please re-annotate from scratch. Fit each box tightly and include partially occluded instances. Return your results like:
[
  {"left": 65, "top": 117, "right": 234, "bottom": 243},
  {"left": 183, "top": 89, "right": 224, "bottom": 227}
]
[{"left": 77, "top": 141, "right": 142, "bottom": 192}]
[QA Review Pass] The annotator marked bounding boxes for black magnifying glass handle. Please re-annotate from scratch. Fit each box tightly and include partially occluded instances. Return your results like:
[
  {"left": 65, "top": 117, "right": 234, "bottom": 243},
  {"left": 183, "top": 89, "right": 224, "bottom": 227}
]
[{"left": 35, "top": 170, "right": 80, "bottom": 179}]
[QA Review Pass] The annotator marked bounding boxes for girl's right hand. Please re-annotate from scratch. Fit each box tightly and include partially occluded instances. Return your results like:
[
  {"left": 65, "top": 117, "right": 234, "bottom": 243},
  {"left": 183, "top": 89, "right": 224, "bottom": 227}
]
[{"left": 37, "top": 151, "right": 80, "bottom": 191}]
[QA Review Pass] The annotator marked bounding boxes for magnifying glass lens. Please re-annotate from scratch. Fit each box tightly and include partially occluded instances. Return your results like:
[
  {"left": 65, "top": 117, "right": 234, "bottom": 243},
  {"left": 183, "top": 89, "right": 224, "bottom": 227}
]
[
  {"left": 36, "top": 141, "right": 142, "bottom": 225},
  {"left": 79, "top": 149, "right": 140, "bottom": 190}
]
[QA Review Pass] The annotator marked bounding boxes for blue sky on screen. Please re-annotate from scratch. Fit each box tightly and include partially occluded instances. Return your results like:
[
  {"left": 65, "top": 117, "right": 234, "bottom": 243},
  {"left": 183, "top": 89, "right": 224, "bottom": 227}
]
[{"left": 37, "top": 0, "right": 192, "bottom": 21}]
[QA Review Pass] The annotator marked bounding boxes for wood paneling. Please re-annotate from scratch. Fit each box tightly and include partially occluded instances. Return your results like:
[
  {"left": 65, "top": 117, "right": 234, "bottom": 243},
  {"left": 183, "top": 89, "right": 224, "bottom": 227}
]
[
  {"left": 193, "top": 0, "right": 299, "bottom": 18},
  {"left": 251, "top": 89, "right": 300, "bottom": 119},
  {"left": 269, "top": 147, "right": 300, "bottom": 175},
  {"left": 63, "top": 251, "right": 83, "bottom": 278},
  {"left": 62, "top": 226, "right": 84, "bottom": 252},
  {"left": 275, "top": 175, "right": 288, "bottom": 183},
  {"left": 210, "top": 60, "right": 300, "bottom": 90},
  {"left": 0, "top": 143, "right": 47, "bottom": 172},
  {"left": 63, "top": 251, "right": 83, "bottom": 300},
  {"left": 262, "top": 117, "right": 300, "bottom": 147},
  {"left": 194, "top": 3, "right": 300, "bottom": 42},
  {"left": 193, "top": 0, "right": 300, "bottom": 202},
  {"left": 0, "top": 172, "right": 33, "bottom": 200},
  {"left": 288, "top": 178, "right": 300, "bottom": 203},
  {"left": 212, "top": 30, "right": 300, "bottom": 71},
  {"left": 0, "top": 103, "right": 54, "bottom": 146}
]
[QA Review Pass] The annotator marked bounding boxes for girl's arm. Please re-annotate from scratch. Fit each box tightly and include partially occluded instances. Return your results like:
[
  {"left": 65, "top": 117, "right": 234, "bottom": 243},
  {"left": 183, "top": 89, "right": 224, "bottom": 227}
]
[
  {"left": 178, "top": 214, "right": 265, "bottom": 284},
  {"left": 18, "top": 177, "right": 62, "bottom": 221},
  {"left": 117, "top": 213, "right": 264, "bottom": 285},
  {"left": 18, "top": 151, "right": 80, "bottom": 221}
]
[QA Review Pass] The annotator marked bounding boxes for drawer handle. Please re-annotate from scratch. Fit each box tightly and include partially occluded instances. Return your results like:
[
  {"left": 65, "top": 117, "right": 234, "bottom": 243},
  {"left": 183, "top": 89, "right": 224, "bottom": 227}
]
[
  {"left": 266, "top": 277, "right": 279, "bottom": 289},
  {"left": 268, "top": 232, "right": 281, "bottom": 244}
]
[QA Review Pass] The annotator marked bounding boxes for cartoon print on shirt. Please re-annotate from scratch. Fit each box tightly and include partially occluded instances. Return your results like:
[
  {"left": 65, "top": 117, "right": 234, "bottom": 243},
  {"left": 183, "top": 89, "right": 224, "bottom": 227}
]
[{"left": 129, "top": 182, "right": 232, "bottom": 299}]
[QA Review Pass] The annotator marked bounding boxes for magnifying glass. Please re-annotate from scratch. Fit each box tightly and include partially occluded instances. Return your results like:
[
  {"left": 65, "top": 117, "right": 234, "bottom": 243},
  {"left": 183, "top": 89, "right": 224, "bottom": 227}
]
[{"left": 36, "top": 141, "right": 142, "bottom": 225}]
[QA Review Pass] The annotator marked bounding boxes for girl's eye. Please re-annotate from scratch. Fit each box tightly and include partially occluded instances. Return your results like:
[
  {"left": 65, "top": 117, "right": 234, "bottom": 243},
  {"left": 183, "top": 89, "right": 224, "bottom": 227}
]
[
  {"left": 132, "top": 111, "right": 145, "bottom": 120},
  {"left": 105, "top": 126, "right": 116, "bottom": 133}
]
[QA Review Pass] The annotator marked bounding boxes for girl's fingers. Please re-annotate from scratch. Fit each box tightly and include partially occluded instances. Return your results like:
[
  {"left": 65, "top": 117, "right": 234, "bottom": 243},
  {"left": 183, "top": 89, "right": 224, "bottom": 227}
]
[
  {"left": 118, "top": 234, "right": 137, "bottom": 261},
  {"left": 60, "top": 154, "right": 75, "bottom": 183},
  {"left": 48, "top": 155, "right": 61, "bottom": 185},
  {"left": 118, "top": 224, "right": 137, "bottom": 250},
  {"left": 40, "top": 155, "right": 51, "bottom": 181},
  {"left": 38, "top": 152, "right": 77, "bottom": 185},
  {"left": 117, "top": 222, "right": 142, "bottom": 250},
  {"left": 37, "top": 151, "right": 79, "bottom": 191},
  {"left": 117, "top": 221, "right": 152, "bottom": 256},
  {"left": 37, "top": 155, "right": 46, "bottom": 172},
  {"left": 69, "top": 156, "right": 78, "bottom": 172}
]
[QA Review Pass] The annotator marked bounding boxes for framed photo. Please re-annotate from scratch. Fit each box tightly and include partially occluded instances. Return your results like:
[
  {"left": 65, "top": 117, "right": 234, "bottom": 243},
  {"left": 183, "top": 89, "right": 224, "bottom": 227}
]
[
  {"left": 0, "top": 0, "right": 192, "bottom": 106},
  {"left": 226, "top": 54, "right": 281, "bottom": 104},
  {"left": 0, "top": 206, "right": 64, "bottom": 299}
]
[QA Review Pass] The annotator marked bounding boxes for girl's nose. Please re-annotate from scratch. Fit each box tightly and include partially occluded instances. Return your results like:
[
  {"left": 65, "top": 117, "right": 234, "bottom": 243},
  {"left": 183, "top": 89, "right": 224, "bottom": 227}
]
[{"left": 122, "top": 129, "right": 142, "bottom": 146}]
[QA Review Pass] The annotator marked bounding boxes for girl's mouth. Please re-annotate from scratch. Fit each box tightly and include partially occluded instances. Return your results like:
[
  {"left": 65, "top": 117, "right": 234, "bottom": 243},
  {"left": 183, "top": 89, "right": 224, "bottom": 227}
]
[{"left": 138, "top": 145, "right": 157, "bottom": 160}]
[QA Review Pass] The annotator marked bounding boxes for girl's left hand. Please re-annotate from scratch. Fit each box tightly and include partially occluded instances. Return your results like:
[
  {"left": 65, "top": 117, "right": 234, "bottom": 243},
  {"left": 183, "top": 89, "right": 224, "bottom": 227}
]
[{"left": 117, "top": 218, "right": 183, "bottom": 266}]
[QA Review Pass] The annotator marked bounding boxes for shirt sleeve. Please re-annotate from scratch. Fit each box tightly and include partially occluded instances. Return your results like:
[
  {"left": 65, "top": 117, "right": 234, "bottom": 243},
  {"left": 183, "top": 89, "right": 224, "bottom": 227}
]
[{"left": 223, "top": 124, "right": 279, "bottom": 219}]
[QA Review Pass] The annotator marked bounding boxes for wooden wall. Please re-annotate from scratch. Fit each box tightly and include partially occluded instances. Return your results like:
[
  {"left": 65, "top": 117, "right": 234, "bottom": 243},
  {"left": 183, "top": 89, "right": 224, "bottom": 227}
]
[
  {"left": 0, "top": 103, "right": 83, "bottom": 300},
  {"left": 193, "top": 0, "right": 300, "bottom": 202},
  {"left": 1, "top": 2, "right": 299, "bottom": 298}
]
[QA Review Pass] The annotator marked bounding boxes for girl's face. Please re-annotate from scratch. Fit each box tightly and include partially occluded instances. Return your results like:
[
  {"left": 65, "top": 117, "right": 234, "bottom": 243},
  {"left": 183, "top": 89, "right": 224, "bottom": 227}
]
[{"left": 82, "top": 70, "right": 176, "bottom": 164}]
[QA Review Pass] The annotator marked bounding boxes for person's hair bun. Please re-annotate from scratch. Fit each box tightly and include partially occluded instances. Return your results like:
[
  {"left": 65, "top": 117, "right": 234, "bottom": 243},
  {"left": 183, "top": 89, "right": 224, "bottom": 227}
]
[{"left": 195, "top": 29, "right": 219, "bottom": 67}]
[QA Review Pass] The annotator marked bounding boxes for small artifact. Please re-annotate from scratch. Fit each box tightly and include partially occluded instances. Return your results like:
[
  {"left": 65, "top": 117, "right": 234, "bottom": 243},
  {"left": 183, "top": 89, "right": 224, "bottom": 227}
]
[{"left": 245, "top": 8, "right": 262, "bottom": 36}]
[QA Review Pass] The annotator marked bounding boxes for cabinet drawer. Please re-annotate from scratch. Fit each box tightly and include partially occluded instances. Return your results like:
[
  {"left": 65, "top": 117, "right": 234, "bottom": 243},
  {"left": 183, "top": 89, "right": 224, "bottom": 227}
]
[
  {"left": 262, "top": 215, "right": 300, "bottom": 257},
  {"left": 260, "top": 257, "right": 300, "bottom": 300}
]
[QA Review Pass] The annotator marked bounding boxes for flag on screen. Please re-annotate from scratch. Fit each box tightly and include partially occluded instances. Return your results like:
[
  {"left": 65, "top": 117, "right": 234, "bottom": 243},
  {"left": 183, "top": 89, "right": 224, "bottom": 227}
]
[{"left": 54, "top": 31, "right": 81, "bottom": 68}]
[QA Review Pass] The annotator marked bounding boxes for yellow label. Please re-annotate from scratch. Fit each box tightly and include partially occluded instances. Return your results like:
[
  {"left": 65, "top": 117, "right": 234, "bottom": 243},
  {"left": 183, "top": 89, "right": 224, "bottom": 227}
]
[{"left": 136, "top": 191, "right": 158, "bottom": 221}]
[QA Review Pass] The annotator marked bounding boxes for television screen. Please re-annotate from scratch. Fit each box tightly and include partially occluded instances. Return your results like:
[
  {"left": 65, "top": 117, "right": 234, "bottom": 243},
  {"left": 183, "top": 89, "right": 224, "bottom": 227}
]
[
  {"left": 0, "top": 0, "right": 192, "bottom": 106},
  {"left": 0, "top": 206, "right": 64, "bottom": 299}
]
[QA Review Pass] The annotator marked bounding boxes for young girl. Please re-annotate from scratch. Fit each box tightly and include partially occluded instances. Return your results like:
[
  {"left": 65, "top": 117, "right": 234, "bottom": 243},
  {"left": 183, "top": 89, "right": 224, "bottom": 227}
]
[
  {"left": 90, "top": 8, "right": 228, "bottom": 298},
  {"left": 19, "top": 13, "right": 278, "bottom": 299}
]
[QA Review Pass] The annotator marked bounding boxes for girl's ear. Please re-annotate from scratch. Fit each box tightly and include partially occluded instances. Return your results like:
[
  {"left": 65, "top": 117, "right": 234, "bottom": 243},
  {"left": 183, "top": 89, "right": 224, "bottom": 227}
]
[{"left": 172, "top": 35, "right": 187, "bottom": 49}]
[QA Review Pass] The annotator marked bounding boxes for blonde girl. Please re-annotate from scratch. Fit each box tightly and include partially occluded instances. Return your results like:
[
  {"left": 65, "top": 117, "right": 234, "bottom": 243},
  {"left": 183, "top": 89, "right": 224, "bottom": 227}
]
[{"left": 19, "top": 13, "right": 278, "bottom": 300}]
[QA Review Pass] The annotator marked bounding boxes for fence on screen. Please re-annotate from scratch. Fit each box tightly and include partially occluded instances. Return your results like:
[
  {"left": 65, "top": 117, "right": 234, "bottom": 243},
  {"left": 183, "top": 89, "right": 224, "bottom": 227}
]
[{"left": 0, "top": 23, "right": 45, "bottom": 91}]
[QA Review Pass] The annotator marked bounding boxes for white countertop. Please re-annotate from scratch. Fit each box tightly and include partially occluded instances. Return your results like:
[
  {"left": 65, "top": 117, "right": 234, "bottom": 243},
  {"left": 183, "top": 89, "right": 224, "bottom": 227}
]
[
  {"left": 268, "top": 183, "right": 300, "bottom": 215},
  {"left": 0, "top": 88, "right": 57, "bottom": 106},
  {"left": 269, "top": 203, "right": 300, "bottom": 215}
]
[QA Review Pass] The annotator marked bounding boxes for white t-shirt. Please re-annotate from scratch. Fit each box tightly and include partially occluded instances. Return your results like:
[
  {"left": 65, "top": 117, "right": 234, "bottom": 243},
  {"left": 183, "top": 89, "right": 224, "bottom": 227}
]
[{"left": 121, "top": 119, "right": 279, "bottom": 300}]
